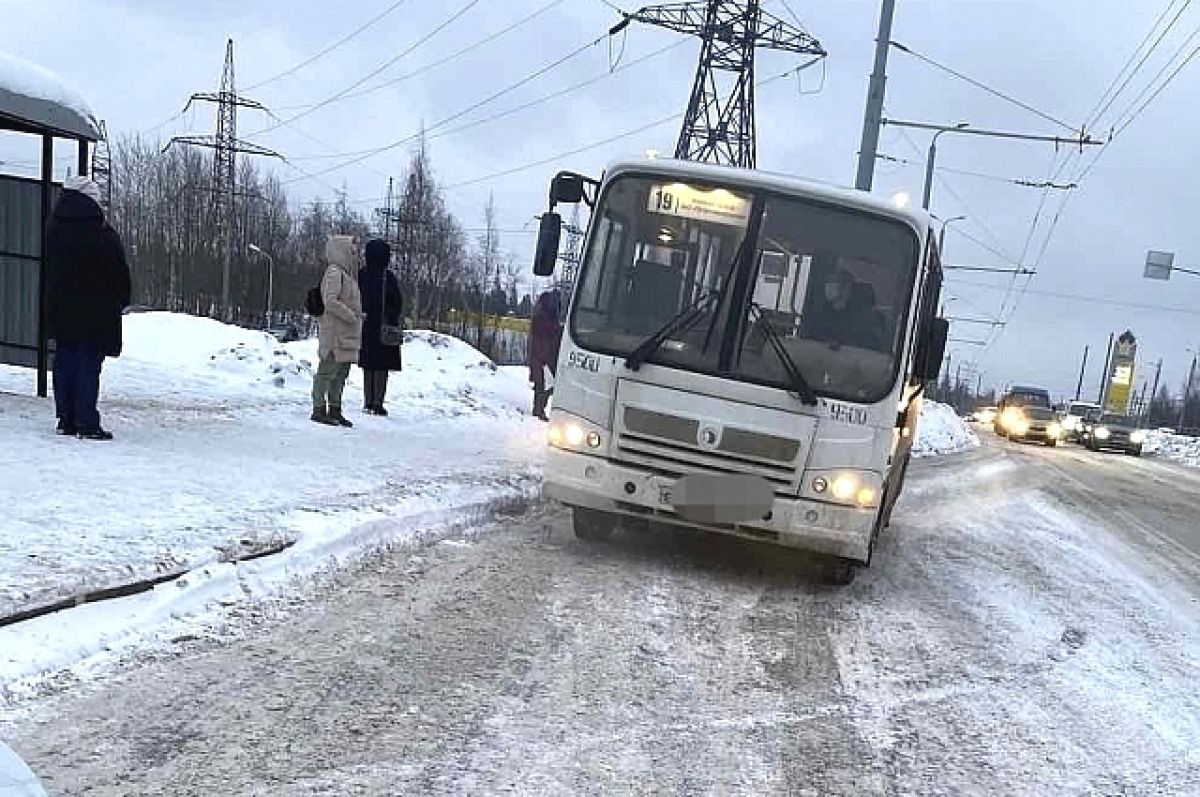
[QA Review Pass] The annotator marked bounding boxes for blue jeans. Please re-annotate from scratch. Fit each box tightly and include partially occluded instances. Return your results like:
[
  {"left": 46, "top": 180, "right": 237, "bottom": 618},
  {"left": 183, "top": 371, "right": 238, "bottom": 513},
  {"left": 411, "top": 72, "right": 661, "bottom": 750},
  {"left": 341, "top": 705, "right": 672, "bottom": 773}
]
[{"left": 53, "top": 343, "right": 105, "bottom": 430}]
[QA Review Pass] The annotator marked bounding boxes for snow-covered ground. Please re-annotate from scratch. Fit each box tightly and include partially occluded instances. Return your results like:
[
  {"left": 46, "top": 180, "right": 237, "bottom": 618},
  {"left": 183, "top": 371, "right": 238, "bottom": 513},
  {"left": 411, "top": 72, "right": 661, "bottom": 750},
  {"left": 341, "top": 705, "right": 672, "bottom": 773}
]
[
  {"left": 1146, "top": 430, "right": 1200, "bottom": 467},
  {"left": 0, "top": 313, "right": 544, "bottom": 695},
  {"left": 912, "top": 400, "right": 979, "bottom": 458},
  {"left": 0, "top": 317, "right": 977, "bottom": 699}
]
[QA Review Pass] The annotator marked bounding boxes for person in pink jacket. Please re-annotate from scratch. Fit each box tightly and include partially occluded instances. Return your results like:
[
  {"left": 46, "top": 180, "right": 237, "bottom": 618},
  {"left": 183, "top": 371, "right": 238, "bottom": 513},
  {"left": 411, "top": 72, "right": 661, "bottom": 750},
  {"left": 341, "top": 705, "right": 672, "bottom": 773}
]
[
  {"left": 528, "top": 289, "right": 563, "bottom": 421},
  {"left": 312, "top": 235, "right": 364, "bottom": 427}
]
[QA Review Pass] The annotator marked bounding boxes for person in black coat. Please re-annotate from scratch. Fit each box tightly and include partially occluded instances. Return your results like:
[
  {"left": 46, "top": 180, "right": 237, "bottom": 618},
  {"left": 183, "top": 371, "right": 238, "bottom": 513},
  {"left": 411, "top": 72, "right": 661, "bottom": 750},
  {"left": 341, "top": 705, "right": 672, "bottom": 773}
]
[
  {"left": 357, "top": 239, "right": 403, "bottom": 415},
  {"left": 45, "top": 176, "right": 132, "bottom": 441}
]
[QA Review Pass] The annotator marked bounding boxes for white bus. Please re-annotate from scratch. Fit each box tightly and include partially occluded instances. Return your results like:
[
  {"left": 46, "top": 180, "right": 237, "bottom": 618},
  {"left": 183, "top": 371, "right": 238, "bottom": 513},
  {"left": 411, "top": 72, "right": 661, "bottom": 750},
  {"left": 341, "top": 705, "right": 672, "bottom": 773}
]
[{"left": 532, "top": 158, "right": 949, "bottom": 582}]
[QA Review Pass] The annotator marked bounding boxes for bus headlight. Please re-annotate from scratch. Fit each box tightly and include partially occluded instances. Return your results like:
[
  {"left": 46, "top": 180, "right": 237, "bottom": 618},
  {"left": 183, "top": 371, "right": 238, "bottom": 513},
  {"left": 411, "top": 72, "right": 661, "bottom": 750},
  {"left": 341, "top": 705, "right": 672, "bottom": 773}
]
[
  {"left": 1130, "top": 430, "right": 1147, "bottom": 445},
  {"left": 807, "top": 470, "right": 882, "bottom": 508},
  {"left": 548, "top": 414, "right": 606, "bottom": 452},
  {"left": 1094, "top": 427, "right": 1111, "bottom": 440},
  {"left": 1048, "top": 423, "right": 1063, "bottom": 438}
]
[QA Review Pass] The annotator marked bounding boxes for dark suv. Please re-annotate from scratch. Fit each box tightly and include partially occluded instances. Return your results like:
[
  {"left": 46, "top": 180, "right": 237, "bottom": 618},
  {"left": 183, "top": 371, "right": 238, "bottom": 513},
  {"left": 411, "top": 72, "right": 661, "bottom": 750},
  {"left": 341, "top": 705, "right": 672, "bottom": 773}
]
[{"left": 1081, "top": 414, "right": 1147, "bottom": 456}]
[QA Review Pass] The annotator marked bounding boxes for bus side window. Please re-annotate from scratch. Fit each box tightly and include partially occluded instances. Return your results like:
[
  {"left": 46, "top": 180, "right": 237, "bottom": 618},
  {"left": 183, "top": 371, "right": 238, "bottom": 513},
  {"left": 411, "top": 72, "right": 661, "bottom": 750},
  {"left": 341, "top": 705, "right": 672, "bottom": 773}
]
[{"left": 911, "top": 233, "right": 943, "bottom": 381}]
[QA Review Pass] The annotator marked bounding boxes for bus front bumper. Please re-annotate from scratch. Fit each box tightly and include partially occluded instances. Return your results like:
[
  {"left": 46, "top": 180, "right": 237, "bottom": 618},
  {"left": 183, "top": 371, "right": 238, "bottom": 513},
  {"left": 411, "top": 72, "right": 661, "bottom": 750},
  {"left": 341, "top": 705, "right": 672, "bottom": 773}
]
[{"left": 543, "top": 448, "right": 877, "bottom": 562}]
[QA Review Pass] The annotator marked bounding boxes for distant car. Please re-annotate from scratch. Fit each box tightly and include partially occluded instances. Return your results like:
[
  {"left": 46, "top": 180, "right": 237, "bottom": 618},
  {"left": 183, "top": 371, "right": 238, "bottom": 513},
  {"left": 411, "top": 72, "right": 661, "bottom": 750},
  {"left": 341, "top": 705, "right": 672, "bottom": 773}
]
[
  {"left": 994, "top": 385, "right": 1052, "bottom": 434},
  {"left": 1002, "top": 405, "right": 1064, "bottom": 447},
  {"left": 973, "top": 406, "right": 998, "bottom": 425},
  {"left": 1060, "top": 401, "right": 1101, "bottom": 442},
  {"left": 267, "top": 323, "right": 300, "bottom": 343},
  {"left": 1081, "top": 413, "right": 1147, "bottom": 456}
]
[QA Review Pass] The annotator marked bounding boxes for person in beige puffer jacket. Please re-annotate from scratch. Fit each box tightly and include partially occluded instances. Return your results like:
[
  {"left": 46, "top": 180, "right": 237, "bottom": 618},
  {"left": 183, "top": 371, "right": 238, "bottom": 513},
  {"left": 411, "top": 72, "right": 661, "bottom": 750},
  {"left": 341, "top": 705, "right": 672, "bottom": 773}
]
[{"left": 311, "top": 235, "right": 364, "bottom": 427}]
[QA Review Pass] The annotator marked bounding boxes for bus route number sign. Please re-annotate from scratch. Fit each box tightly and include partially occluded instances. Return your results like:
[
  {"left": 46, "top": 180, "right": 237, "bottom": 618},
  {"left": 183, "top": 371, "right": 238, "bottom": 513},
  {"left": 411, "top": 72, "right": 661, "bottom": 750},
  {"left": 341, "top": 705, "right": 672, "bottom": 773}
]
[{"left": 648, "top": 183, "right": 751, "bottom": 227}]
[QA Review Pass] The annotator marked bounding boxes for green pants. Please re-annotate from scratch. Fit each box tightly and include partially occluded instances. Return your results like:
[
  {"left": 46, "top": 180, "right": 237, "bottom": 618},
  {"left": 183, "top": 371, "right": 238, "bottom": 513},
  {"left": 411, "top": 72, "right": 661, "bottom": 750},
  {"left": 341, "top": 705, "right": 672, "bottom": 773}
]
[{"left": 312, "top": 354, "right": 351, "bottom": 411}]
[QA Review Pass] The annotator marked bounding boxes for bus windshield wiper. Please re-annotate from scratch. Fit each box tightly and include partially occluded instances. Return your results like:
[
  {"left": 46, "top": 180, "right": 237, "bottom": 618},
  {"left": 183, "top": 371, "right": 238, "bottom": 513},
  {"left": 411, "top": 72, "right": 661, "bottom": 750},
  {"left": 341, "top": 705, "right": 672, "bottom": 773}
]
[
  {"left": 749, "top": 303, "right": 818, "bottom": 405},
  {"left": 624, "top": 289, "right": 722, "bottom": 371}
]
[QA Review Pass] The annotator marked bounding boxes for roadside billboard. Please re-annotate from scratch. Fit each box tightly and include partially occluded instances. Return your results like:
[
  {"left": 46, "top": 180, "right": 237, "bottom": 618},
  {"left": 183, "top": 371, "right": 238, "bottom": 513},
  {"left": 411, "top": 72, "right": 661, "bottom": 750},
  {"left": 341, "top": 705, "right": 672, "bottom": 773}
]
[{"left": 1103, "top": 331, "right": 1137, "bottom": 414}]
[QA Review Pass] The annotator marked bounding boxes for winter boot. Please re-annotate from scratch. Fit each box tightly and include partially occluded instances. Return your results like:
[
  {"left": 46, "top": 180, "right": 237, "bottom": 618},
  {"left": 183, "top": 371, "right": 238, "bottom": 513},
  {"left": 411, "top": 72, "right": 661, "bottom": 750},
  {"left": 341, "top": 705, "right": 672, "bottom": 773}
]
[
  {"left": 76, "top": 428, "right": 114, "bottom": 441},
  {"left": 329, "top": 408, "right": 354, "bottom": 428},
  {"left": 311, "top": 408, "right": 338, "bottom": 426},
  {"left": 56, "top": 419, "right": 76, "bottom": 436},
  {"left": 374, "top": 405, "right": 389, "bottom": 417}
]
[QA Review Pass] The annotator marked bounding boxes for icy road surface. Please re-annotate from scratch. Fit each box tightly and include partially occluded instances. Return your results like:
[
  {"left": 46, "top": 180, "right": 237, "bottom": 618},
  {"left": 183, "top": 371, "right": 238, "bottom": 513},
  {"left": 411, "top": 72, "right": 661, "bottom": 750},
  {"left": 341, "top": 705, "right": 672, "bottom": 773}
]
[{"left": 3, "top": 435, "right": 1198, "bottom": 796}]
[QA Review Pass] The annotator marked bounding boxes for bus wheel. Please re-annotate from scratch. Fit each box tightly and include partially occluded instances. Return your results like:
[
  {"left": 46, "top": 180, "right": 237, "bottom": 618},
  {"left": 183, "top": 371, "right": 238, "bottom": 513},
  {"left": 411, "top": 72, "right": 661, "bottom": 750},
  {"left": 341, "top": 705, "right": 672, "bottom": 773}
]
[
  {"left": 572, "top": 507, "right": 616, "bottom": 541},
  {"left": 829, "top": 558, "right": 860, "bottom": 586}
]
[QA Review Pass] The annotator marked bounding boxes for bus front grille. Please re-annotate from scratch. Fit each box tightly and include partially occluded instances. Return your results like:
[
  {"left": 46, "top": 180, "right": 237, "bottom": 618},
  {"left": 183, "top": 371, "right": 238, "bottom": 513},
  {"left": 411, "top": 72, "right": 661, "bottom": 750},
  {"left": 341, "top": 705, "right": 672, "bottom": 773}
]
[
  {"left": 614, "top": 433, "right": 798, "bottom": 493},
  {"left": 623, "top": 406, "right": 802, "bottom": 466}
]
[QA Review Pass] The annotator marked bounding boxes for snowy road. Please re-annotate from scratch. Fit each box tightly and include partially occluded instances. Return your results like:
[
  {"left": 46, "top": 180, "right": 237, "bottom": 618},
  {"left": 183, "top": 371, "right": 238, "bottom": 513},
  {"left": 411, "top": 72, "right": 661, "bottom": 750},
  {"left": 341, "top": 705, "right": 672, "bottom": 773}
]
[{"left": 3, "top": 435, "right": 1198, "bottom": 795}]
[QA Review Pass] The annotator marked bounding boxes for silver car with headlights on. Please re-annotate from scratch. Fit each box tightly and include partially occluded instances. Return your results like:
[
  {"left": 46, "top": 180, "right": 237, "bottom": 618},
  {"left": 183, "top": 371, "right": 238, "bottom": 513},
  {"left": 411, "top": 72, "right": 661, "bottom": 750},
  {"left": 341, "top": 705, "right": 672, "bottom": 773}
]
[{"left": 1081, "top": 414, "right": 1147, "bottom": 456}]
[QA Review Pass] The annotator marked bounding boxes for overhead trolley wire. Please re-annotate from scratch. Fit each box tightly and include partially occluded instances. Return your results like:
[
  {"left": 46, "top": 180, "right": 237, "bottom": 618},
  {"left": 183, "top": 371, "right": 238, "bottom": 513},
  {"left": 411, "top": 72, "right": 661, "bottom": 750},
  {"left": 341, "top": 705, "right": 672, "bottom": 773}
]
[
  {"left": 251, "top": 0, "right": 482, "bottom": 139},
  {"left": 270, "top": 0, "right": 570, "bottom": 113},
  {"left": 280, "top": 33, "right": 614, "bottom": 186},
  {"left": 243, "top": 0, "right": 414, "bottom": 92},
  {"left": 889, "top": 41, "right": 1079, "bottom": 134}
]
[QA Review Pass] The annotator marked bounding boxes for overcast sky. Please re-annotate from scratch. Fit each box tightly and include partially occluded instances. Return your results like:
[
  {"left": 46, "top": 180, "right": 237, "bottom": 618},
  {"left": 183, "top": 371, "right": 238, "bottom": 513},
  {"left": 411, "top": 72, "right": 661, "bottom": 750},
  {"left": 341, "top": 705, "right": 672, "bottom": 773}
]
[{"left": 4, "top": 0, "right": 1200, "bottom": 401}]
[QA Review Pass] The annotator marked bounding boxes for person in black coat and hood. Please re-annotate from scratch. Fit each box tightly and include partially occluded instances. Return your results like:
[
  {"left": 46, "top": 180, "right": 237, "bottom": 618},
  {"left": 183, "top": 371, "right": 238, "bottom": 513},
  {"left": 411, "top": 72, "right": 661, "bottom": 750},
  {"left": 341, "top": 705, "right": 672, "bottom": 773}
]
[
  {"left": 45, "top": 176, "right": 132, "bottom": 441},
  {"left": 357, "top": 239, "right": 403, "bottom": 415}
]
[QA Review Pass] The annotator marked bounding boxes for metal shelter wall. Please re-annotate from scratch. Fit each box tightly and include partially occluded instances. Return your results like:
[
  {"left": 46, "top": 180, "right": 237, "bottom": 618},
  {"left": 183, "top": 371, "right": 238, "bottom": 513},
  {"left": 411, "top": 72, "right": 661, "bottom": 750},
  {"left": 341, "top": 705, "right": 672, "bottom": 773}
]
[{"left": 0, "top": 176, "right": 59, "bottom": 368}]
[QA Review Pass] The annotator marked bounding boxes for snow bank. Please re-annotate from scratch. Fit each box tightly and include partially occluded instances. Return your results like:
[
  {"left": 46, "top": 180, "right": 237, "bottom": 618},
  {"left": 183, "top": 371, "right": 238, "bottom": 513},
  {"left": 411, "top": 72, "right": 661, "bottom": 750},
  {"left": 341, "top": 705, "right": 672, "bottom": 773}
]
[
  {"left": 0, "top": 312, "right": 546, "bottom": 694},
  {"left": 912, "top": 400, "right": 979, "bottom": 458},
  {"left": 1146, "top": 431, "right": 1200, "bottom": 466},
  {"left": 0, "top": 741, "right": 46, "bottom": 797}
]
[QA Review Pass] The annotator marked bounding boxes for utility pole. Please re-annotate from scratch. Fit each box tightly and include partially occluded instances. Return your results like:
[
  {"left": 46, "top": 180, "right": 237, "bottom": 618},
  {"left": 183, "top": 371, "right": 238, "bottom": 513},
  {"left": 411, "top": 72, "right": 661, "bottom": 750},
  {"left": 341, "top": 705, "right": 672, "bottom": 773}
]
[
  {"left": 1147, "top": 358, "right": 1163, "bottom": 426},
  {"left": 1097, "top": 332, "right": 1115, "bottom": 406},
  {"left": 1178, "top": 355, "right": 1197, "bottom": 432},
  {"left": 1074, "top": 345, "right": 1089, "bottom": 401},
  {"left": 166, "top": 40, "right": 282, "bottom": 322},
  {"left": 880, "top": 119, "right": 1103, "bottom": 210},
  {"left": 855, "top": 0, "right": 896, "bottom": 191},
  {"left": 612, "top": 1, "right": 825, "bottom": 167}
]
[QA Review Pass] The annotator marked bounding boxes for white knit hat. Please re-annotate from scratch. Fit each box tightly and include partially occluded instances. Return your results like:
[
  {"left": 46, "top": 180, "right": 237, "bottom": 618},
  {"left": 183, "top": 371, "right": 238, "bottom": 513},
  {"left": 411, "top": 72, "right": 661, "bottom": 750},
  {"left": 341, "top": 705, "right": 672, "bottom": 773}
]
[{"left": 63, "top": 175, "right": 102, "bottom": 204}]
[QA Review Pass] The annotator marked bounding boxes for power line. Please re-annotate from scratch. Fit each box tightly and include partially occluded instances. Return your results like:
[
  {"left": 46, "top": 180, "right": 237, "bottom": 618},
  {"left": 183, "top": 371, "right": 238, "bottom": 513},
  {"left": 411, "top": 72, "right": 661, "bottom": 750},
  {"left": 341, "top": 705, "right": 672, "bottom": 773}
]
[
  {"left": 243, "top": 0, "right": 413, "bottom": 92},
  {"left": 270, "top": 0, "right": 569, "bottom": 113},
  {"left": 251, "top": 0, "right": 481, "bottom": 139},
  {"left": 1113, "top": 33, "right": 1200, "bottom": 138},
  {"left": 889, "top": 41, "right": 1079, "bottom": 133},
  {"left": 281, "top": 33, "right": 610, "bottom": 186},
  {"left": 442, "top": 113, "right": 681, "bottom": 191},
  {"left": 1089, "top": 0, "right": 1193, "bottom": 129},
  {"left": 946, "top": 277, "right": 1200, "bottom": 318},
  {"left": 289, "top": 37, "right": 688, "bottom": 163},
  {"left": 440, "top": 61, "right": 810, "bottom": 192},
  {"left": 1084, "top": 0, "right": 1180, "bottom": 126},
  {"left": 874, "top": 152, "right": 1076, "bottom": 189},
  {"left": 889, "top": 122, "right": 1020, "bottom": 263}
]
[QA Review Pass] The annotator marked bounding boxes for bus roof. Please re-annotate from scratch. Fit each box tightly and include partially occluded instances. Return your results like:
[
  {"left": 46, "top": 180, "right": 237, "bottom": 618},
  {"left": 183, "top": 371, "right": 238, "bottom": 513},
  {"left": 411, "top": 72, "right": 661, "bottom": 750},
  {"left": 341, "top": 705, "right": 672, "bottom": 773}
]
[{"left": 603, "top": 157, "right": 933, "bottom": 234}]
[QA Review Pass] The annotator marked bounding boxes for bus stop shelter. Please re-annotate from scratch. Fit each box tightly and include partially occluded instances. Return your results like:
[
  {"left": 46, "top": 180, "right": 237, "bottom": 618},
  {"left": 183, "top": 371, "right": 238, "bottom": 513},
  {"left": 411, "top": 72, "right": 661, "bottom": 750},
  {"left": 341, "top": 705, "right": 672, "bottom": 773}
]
[{"left": 0, "top": 52, "right": 100, "bottom": 396}]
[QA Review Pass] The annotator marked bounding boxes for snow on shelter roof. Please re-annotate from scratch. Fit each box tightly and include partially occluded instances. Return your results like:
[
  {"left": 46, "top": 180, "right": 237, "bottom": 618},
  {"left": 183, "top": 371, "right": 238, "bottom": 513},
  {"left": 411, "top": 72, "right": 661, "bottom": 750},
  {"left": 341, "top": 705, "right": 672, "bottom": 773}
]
[{"left": 0, "top": 52, "right": 99, "bottom": 141}]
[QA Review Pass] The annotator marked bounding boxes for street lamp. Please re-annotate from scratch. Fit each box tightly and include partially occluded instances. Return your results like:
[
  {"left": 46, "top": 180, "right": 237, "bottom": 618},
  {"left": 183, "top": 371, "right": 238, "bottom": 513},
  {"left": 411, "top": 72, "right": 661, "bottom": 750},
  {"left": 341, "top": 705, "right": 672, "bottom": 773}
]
[
  {"left": 248, "top": 243, "right": 274, "bottom": 326},
  {"left": 934, "top": 214, "right": 966, "bottom": 253},
  {"left": 923, "top": 122, "right": 969, "bottom": 210}
]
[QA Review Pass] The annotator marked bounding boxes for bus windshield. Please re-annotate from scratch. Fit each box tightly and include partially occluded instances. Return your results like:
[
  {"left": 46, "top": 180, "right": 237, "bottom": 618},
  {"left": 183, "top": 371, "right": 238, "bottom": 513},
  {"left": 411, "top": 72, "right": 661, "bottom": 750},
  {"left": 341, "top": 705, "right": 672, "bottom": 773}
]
[{"left": 570, "top": 175, "right": 921, "bottom": 402}]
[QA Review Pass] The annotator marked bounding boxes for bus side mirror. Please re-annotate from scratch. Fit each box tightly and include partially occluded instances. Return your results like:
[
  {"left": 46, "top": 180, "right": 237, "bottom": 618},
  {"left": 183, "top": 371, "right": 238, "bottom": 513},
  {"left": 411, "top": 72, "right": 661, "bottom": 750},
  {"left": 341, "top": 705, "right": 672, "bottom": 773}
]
[
  {"left": 550, "top": 174, "right": 586, "bottom": 205},
  {"left": 533, "top": 212, "right": 562, "bottom": 277},
  {"left": 922, "top": 318, "right": 950, "bottom": 381}
]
